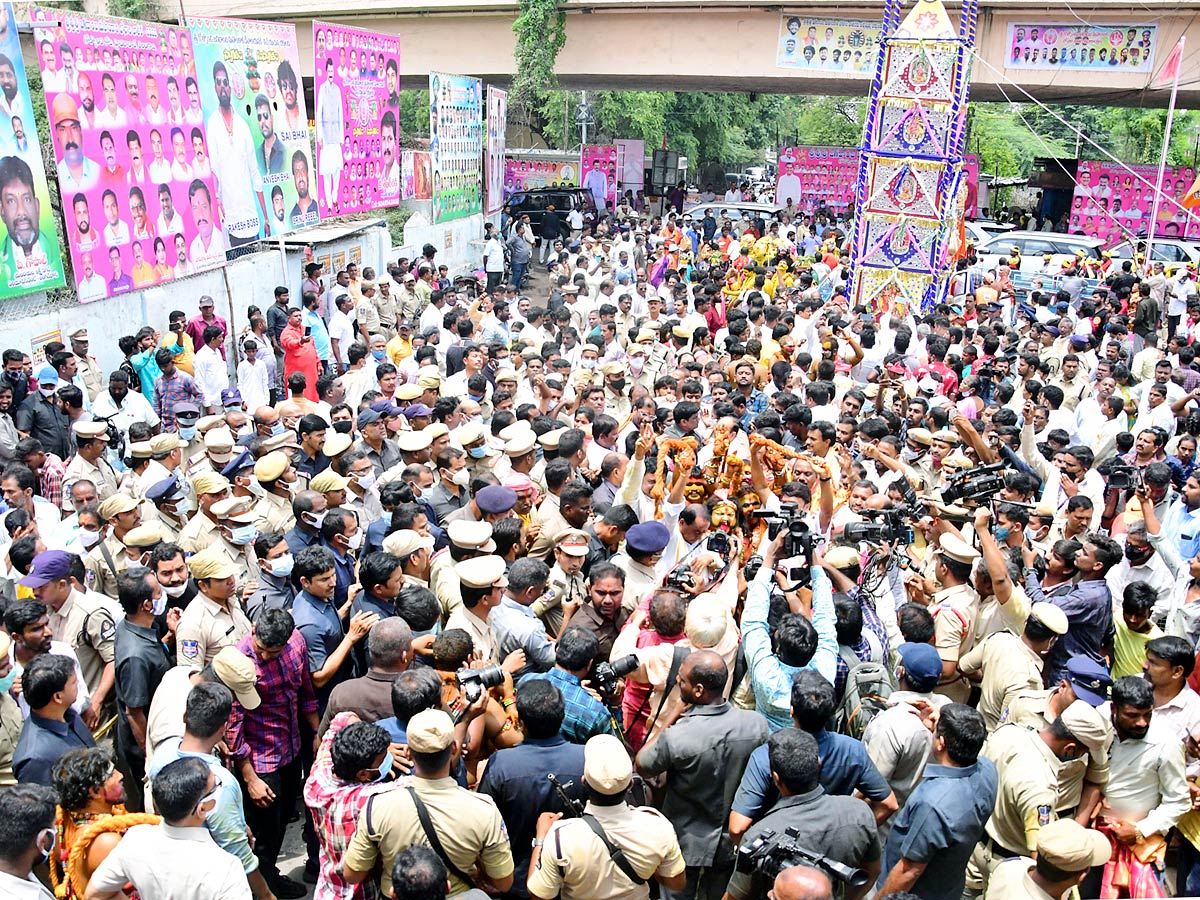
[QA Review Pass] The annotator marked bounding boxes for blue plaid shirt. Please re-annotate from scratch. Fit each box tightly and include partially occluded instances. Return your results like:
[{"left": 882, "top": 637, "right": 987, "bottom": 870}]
[
  {"left": 521, "top": 667, "right": 616, "bottom": 744},
  {"left": 833, "top": 590, "right": 891, "bottom": 701}
]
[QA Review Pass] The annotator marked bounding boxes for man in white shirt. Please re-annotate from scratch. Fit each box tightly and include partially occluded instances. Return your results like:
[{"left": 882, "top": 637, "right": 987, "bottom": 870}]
[
  {"left": 328, "top": 293, "right": 356, "bottom": 371},
  {"left": 205, "top": 61, "right": 267, "bottom": 248},
  {"left": 192, "top": 326, "right": 229, "bottom": 414},
  {"left": 482, "top": 223, "right": 505, "bottom": 293},
  {"left": 75, "top": 252, "right": 108, "bottom": 304},
  {"left": 0, "top": 784, "right": 58, "bottom": 900},
  {"left": 92, "top": 370, "right": 159, "bottom": 442}
]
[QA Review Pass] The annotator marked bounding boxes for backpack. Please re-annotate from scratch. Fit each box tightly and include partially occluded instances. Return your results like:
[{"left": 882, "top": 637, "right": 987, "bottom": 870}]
[{"left": 834, "top": 645, "right": 896, "bottom": 740}]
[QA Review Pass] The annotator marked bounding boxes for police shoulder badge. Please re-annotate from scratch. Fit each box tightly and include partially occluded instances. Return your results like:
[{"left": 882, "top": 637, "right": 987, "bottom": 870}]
[
  {"left": 1037, "top": 804, "right": 1053, "bottom": 827},
  {"left": 181, "top": 639, "right": 200, "bottom": 660}
]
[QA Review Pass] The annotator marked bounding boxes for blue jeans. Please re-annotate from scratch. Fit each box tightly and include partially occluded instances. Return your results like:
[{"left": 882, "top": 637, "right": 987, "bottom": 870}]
[{"left": 511, "top": 261, "right": 528, "bottom": 288}]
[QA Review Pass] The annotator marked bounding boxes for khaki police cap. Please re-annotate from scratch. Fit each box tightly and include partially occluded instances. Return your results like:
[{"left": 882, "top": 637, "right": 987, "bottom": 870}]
[
  {"left": 505, "top": 432, "right": 537, "bottom": 457},
  {"left": 188, "top": 546, "right": 241, "bottom": 581},
  {"left": 1059, "top": 699, "right": 1112, "bottom": 761},
  {"left": 937, "top": 533, "right": 980, "bottom": 564},
  {"left": 262, "top": 431, "right": 299, "bottom": 453},
  {"left": 204, "top": 426, "right": 235, "bottom": 453},
  {"left": 396, "top": 430, "right": 433, "bottom": 453},
  {"left": 1036, "top": 819, "right": 1111, "bottom": 873},
  {"left": 212, "top": 646, "right": 261, "bottom": 710},
  {"left": 123, "top": 523, "right": 164, "bottom": 548},
  {"left": 454, "top": 554, "right": 508, "bottom": 589},
  {"left": 1029, "top": 601, "right": 1069, "bottom": 636},
  {"left": 598, "top": 361, "right": 626, "bottom": 378},
  {"left": 210, "top": 496, "right": 255, "bottom": 522},
  {"left": 447, "top": 519, "right": 495, "bottom": 552},
  {"left": 555, "top": 529, "right": 590, "bottom": 557},
  {"left": 98, "top": 494, "right": 140, "bottom": 519},
  {"left": 930, "top": 429, "right": 961, "bottom": 445},
  {"left": 383, "top": 529, "right": 435, "bottom": 558},
  {"left": 906, "top": 427, "right": 933, "bottom": 447},
  {"left": 324, "top": 432, "right": 353, "bottom": 458},
  {"left": 539, "top": 427, "right": 566, "bottom": 450},
  {"left": 197, "top": 415, "right": 226, "bottom": 435},
  {"left": 310, "top": 470, "right": 351, "bottom": 493},
  {"left": 396, "top": 383, "right": 423, "bottom": 401},
  {"left": 417, "top": 372, "right": 442, "bottom": 389},
  {"left": 407, "top": 709, "right": 456, "bottom": 753},
  {"left": 823, "top": 545, "right": 860, "bottom": 570},
  {"left": 149, "top": 433, "right": 181, "bottom": 455},
  {"left": 498, "top": 420, "right": 533, "bottom": 442},
  {"left": 128, "top": 441, "right": 154, "bottom": 460},
  {"left": 193, "top": 472, "right": 231, "bottom": 496},
  {"left": 454, "top": 422, "right": 485, "bottom": 448},
  {"left": 72, "top": 421, "right": 109, "bottom": 440},
  {"left": 425, "top": 423, "right": 450, "bottom": 441},
  {"left": 635, "top": 329, "right": 659, "bottom": 344},
  {"left": 254, "top": 451, "right": 290, "bottom": 482},
  {"left": 584, "top": 734, "right": 632, "bottom": 794}
]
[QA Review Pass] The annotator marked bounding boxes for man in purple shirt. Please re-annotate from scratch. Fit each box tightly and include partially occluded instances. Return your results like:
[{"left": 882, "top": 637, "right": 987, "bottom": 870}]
[{"left": 185, "top": 294, "right": 229, "bottom": 359}]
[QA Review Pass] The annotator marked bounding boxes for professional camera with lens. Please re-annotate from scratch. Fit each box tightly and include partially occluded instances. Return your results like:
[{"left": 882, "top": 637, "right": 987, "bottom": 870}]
[
  {"left": 940, "top": 462, "right": 1006, "bottom": 506},
  {"left": 843, "top": 507, "right": 914, "bottom": 545},
  {"left": 749, "top": 503, "right": 815, "bottom": 585},
  {"left": 706, "top": 529, "right": 732, "bottom": 559},
  {"left": 1105, "top": 463, "right": 1141, "bottom": 491},
  {"left": 736, "top": 827, "right": 868, "bottom": 890},
  {"left": 664, "top": 567, "right": 696, "bottom": 591},
  {"left": 456, "top": 663, "right": 505, "bottom": 704},
  {"left": 593, "top": 654, "right": 639, "bottom": 698}
]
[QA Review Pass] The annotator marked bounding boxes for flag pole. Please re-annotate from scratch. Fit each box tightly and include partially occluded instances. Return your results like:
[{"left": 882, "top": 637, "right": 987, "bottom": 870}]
[{"left": 1146, "top": 36, "right": 1184, "bottom": 273}]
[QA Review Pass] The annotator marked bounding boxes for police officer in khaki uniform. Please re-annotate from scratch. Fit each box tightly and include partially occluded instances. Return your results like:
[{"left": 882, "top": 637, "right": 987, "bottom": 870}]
[
  {"left": 534, "top": 529, "right": 589, "bottom": 638},
  {"left": 958, "top": 602, "right": 1069, "bottom": 732},
  {"left": 62, "top": 421, "right": 120, "bottom": 506},
  {"left": 1000, "top": 656, "right": 1113, "bottom": 817},
  {"left": 429, "top": 520, "right": 495, "bottom": 622},
  {"left": 186, "top": 421, "right": 236, "bottom": 479},
  {"left": 529, "top": 429, "right": 565, "bottom": 498},
  {"left": 136, "top": 432, "right": 183, "bottom": 498},
  {"left": 178, "top": 471, "right": 232, "bottom": 554},
  {"left": 965, "top": 701, "right": 1110, "bottom": 898},
  {"left": 22, "top": 549, "right": 118, "bottom": 726},
  {"left": 929, "top": 533, "right": 981, "bottom": 704},
  {"left": 599, "top": 361, "right": 632, "bottom": 423},
  {"left": 251, "top": 450, "right": 299, "bottom": 536},
  {"left": 85, "top": 493, "right": 143, "bottom": 599},
  {"left": 209, "top": 496, "right": 262, "bottom": 592},
  {"left": 343, "top": 709, "right": 514, "bottom": 897},
  {"left": 142, "top": 473, "right": 187, "bottom": 542},
  {"left": 176, "top": 546, "right": 253, "bottom": 666},
  {"left": 984, "top": 818, "right": 1112, "bottom": 900},
  {"left": 529, "top": 732, "right": 686, "bottom": 900},
  {"left": 69, "top": 327, "right": 105, "bottom": 402}
]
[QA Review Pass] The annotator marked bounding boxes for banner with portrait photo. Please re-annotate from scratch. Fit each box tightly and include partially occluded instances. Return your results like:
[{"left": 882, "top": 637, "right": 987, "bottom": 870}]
[
  {"left": 429, "top": 71, "right": 482, "bottom": 224},
  {"left": 503, "top": 158, "right": 577, "bottom": 200},
  {"left": 581, "top": 144, "right": 617, "bottom": 216},
  {"left": 1006, "top": 23, "right": 1156, "bottom": 72},
  {"left": 35, "top": 11, "right": 225, "bottom": 303},
  {"left": 485, "top": 85, "right": 506, "bottom": 215},
  {"left": 401, "top": 150, "right": 431, "bottom": 200},
  {"left": 0, "top": 3, "right": 64, "bottom": 298},
  {"left": 775, "top": 15, "right": 881, "bottom": 76},
  {"left": 313, "top": 21, "right": 401, "bottom": 217},
  {"left": 190, "top": 17, "right": 317, "bottom": 244},
  {"left": 1071, "top": 159, "right": 1200, "bottom": 241}
]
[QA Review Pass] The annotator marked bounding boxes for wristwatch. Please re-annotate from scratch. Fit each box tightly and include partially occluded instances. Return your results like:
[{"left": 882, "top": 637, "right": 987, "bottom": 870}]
[{"left": 532, "top": 838, "right": 545, "bottom": 849}]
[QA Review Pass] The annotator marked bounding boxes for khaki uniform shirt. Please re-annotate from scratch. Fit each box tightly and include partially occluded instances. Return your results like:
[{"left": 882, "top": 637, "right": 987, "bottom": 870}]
[
  {"left": 973, "top": 585, "right": 1031, "bottom": 647},
  {"left": 62, "top": 454, "right": 120, "bottom": 507},
  {"left": 83, "top": 534, "right": 130, "bottom": 599},
  {"left": 76, "top": 353, "right": 104, "bottom": 401},
  {"left": 529, "top": 496, "right": 568, "bottom": 561},
  {"left": 135, "top": 460, "right": 172, "bottom": 498},
  {"left": 958, "top": 631, "right": 1045, "bottom": 732},
  {"left": 357, "top": 297, "right": 382, "bottom": 337},
  {"left": 611, "top": 553, "right": 658, "bottom": 613},
  {"left": 445, "top": 606, "right": 499, "bottom": 663},
  {"left": 178, "top": 512, "right": 221, "bottom": 554},
  {"left": 175, "top": 593, "right": 252, "bottom": 666},
  {"left": 931, "top": 582, "right": 980, "bottom": 703},
  {"left": 0, "top": 692, "right": 22, "bottom": 785},
  {"left": 252, "top": 490, "right": 295, "bottom": 535},
  {"left": 375, "top": 292, "right": 398, "bottom": 338},
  {"left": 981, "top": 723, "right": 1061, "bottom": 854},
  {"left": 529, "top": 801, "right": 686, "bottom": 900},
  {"left": 1001, "top": 687, "right": 1111, "bottom": 812},
  {"left": 49, "top": 588, "right": 118, "bottom": 697},
  {"left": 344, "top": 776, "right": 513, "bottom": 897},
  {"left": 429, "top": 549, "right": 461, "bottom": 621},
  {"left": 984, "top": 859, "right": 1055, "bottom": 900}
]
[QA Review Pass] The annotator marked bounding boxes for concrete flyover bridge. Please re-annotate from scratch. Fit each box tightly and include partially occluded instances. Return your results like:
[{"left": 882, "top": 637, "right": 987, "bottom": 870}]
[{"left": 177, "top": 0, "right": 1200, "bottom": 108}]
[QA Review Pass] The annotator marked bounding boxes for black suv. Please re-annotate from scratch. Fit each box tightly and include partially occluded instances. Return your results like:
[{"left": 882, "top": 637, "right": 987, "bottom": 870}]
[{"left": 506, "top": 188, "right": 598, "bottom": 238}]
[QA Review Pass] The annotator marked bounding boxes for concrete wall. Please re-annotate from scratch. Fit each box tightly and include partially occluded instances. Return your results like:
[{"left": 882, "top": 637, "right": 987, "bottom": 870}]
[
  {"left": 5, "top": 221, "right": 392, "bottom": 376},
  {"left": 396, "top": 208, "right": 492, "bottom": 278}
]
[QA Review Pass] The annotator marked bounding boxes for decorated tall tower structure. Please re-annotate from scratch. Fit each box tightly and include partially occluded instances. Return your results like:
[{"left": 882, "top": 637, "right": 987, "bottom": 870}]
[{"left": 847, "top": 0, "right": 979, "bottom": 313}]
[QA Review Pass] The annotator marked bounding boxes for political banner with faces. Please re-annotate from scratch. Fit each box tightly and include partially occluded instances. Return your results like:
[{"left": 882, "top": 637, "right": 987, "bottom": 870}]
[
  {"left": 313, "top": 21, "right": 401, "bottom": 217},
  {"left": 189, "top": 17, "right": 317, "bottom": 244},
  {"left": 485, "top": 85, "right": 506, "bottom": 215},
  {"left": 429, "top": 71, "right": 483, "bottom": 224},
  {"left": 581, "top": 145, "right": 618, "bottom": 214},
  {"left": 35, "top": 11, "right": 225, "bottom": 303},
  {"left": 0, "top": 3, "right": 64, "bottom": 298},
  {"left": 503, "top": 158, "right": 577, "bottom": 200},
  {"left": 401, "top": 150, "right": 432, "bottom": 201}
]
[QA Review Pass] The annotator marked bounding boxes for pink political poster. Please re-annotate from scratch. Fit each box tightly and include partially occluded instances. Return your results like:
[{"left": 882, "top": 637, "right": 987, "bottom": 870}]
[
  {"left": 485, "top": 86, "right": 507, "bottom": 215},
  {"left": 35, "top": 12, "right": 226, "bottom": 302},
  {"left": 1070, "top": 159, "right": 1200, "bottom": 241},
  {"left": 503, "top": 158, "right": 577, "bottom": 199},
  {"left": 775, "top": 145, "right": 979, "bottom": 216},
  {"left": 312, "top": 21, "right": 401, "bottom": 217},
  {"left": 581, "top": 144, "right": 617, "bottom": 214}
]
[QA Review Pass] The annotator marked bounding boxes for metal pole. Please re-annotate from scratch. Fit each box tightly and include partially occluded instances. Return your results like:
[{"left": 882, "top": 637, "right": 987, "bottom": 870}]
[
  {"left": 580, "top": 91, "right": 587, "bottom": 147},
  {"left": 1146, "top": 36, "right": 1185, "bottom": 275}
]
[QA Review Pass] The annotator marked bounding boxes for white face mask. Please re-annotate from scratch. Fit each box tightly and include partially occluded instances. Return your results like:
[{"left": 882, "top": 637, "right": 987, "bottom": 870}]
[
  {"left": 150, "top": 592, "right": 168, "bottom": 616},
  {"left": 355, "top": 470, "right": 377, "bottom": 491},
  {"left": 346, "top": 530, "right": 364, "bottom": 551},
  {"left": 78, "top": 528, "right": 102, "bottom": 549},
  {"left": 161, "top": 580, "right": 189, "bottom": 599},
  {"left": 450, "top": 468, "right": 470, "bottom": 488}
]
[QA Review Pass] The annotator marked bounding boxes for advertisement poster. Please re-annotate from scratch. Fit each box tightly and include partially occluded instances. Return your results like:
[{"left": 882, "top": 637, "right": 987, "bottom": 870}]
[
  {"left": 36, "top": 11, "right": 225, "bottom": 303},
  {"left": 616, "top": 138, "right": 645, "bottom": 196},
  {"left": 485, "top": 85, "right": 507, "bottom": 216},
  {"left": 189, "top": 18, "right": 316, "bottom": 245},
  {"left": 429, "top": 71, "right": 482, "bottom": 223},
  {"left": 1071, "top": 160, "right": 1200, "bottom": 240},
  {"left": 581, "top": 144, "right": 617, "bottom": 215},
  {"left": 0, "top": 3, "right": 64, "bottom": 298},
  {"left": 1006, "top": 23, "right": 1156, "bottom": 72},
  {"left": 503, "top": 158, "right": 576, "bottom": 199},
  {"left": 776, "top": 16, "right": 881, "bottom": 76},
  {"left": 401, "top": 150, "right": 431, "bottom": 201},
  {"left": 312, "top": 21, "right": 401, "bottom": 218},
  {"left": 775, "top": 146, "right": 979, "bottom": 217}
]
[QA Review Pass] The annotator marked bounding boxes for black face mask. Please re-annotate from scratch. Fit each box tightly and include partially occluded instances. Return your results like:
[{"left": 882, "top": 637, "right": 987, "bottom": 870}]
[
  {"left": 1125, "top": 544, "right": 1154, "bottom": 565},
  {"left": 332, "top": 420, "right": 354, "bottom": 435},
  {"left": 608, "top": 379, "right": 626, "bottom": 393}
]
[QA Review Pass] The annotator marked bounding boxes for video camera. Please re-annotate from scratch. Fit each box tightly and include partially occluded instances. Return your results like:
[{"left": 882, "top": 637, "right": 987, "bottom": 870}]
[
  {"left": 749, "top": 502, "right": 815, "bottom": 585},
  {"left": 736, "top": 827, "right": 869, "bottom": 890},
  {"left": 843, "top": 507, "right": 915, "bottom": 545},
  {"left": 662, "top": 530, "right": 734, "bottom": 593},
  {"left": 941, "top": 462, "right": 1007, "bottom": 506},
  {"left": 1105, "top": 463, "right": 1142, "bottom": 491},
  {"left": 456, "top": 663, "right": 505, "bottom": 704},
  {"left": 593, "top": 654, "right": 639, "bottom": 699}
]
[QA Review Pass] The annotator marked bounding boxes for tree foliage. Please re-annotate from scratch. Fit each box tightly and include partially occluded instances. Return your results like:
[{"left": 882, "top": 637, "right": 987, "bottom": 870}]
[{"left": 510, "top": 0, "right": 566, "bottom": 117}]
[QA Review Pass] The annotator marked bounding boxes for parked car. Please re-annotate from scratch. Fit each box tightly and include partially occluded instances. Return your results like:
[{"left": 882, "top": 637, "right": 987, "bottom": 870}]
[
  {"left": 1106, "top": 237, "right": 1200, "bottom": 270},
  {"left": 976, "top": 231, "right": 1106, "bottom": 274},
  {"left": 683, "top": 201, "right": 787, "bottom": 224},
  {"left": 506, "top": 188, "right": 598, "bottom": 238},
  {"left": 964, "top": 220, "right": 1014, "bottom": 245}
]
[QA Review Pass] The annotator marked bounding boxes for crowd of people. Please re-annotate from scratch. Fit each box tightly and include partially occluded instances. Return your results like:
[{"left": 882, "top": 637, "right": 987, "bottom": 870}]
[{"left": 1, "top": 194, "right": 1200, "bottom": 900}]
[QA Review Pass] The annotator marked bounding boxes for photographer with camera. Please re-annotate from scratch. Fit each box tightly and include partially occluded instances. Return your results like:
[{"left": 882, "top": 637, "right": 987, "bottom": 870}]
[
  {"left": 742, "top": 529, "right": 837, "bottom": 732},
  {"left": 521, "top": 625, "right": 618, "bottom": 744}
]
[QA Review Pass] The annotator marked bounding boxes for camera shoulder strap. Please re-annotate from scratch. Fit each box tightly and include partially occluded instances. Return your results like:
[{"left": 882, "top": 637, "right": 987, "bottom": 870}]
[
  {"left": 581, "top": 814, "right": 647, "bottom": 885},
  {"left": 645, "top": 645, "right": 690, "bottom": 739},
  {"left": 406, "top": 787, "right": 476, "bottom": 888}
]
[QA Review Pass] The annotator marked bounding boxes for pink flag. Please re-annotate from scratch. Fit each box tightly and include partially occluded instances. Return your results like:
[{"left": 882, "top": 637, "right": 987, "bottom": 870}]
[{"left": 1156, "top": 39, "right": 1184, "bottom": 88}]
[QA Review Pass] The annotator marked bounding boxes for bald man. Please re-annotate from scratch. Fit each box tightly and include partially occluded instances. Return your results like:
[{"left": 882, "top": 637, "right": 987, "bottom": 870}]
[{"left": 770, "top": 866, "right": 833, "bottom": 900}]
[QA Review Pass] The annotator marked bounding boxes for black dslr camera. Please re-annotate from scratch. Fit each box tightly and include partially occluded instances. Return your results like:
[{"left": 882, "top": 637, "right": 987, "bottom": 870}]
[
  {"left": 736, "top": 827, "right": 869, "bottom": 890},
  {"left": 750, "top": 502, "right": 815, "bottom": 586},
  {"left": 593, "top": 654, "right": 639, "bottom": 698},
  {"left": 941, "top": 462, "right": 1007, "bottom": 506},
  {"left": 456, "top": 663, "right": 505, "bottom": 703}
]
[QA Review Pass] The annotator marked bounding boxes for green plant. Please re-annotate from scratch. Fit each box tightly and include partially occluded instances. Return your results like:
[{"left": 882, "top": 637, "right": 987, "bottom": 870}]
[
  {"left": 511, "top": 0, "right": 566, "bottom": 114},
  {"left": 383, "top": 207, "right": 412, "bottom": 247},
  {"left": 107, "top": 0, "right": 152, "bottom": 19}
]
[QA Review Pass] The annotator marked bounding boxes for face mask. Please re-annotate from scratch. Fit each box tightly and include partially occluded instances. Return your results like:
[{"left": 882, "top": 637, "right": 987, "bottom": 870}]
[
  {"left": 468, "top": 445, "right": 487, "bottom": 459},
  {"left": 581, "top": 358, "right": 596, "bottom": 370},
  {"left": 178, "top": 425, "right": 197, "bottom": 441},
  {"left": 162, "top": 580, "right": 189, "bottom": 598},
  {"left": 372, "top": 349, "right": 387, "bottom": 361},
  {"left": 303, "top": 511, "right": 324, "bottom": 529},
  {"left": 1025, "top": 525, "right": 1041, "bottom": 543},
  {"left": 629, "top": 359, "right": 645, "bottom": 374},
  {"left": 992, "top": 526, "right": 1011, "bottom": 542},
  {"left": 196, "top": 789, "right": 221, "bottom": 819},
  {"left": 608, "top": 378, "right": 626, "bottom": 393},
  {"left": 78, "top": 528, "right": 102, "bottom": 549},
  {"left": 39, "top": 385, "right": 56, "bottom": 398},
  {"left": 333, "top": 420, "right": 354, "bottom": 435},
  {"left": 270, "top": 422, "right": 286, "bottom": 437},
  {"left": 37, "top": 827, "right": 55, "bottom": 866},
  {"left": 371, "top": 751, "right": 394, "bottom": 782},
  {"left": 267, "top": 553, "right": 294, "bottom": 579},
  {"left": 150, "top": 592, "right": 168, "bottom": 617},
  {"left": 355, "top": 470, "right": 377, "bottom": 491},
  {"left": 228, "top": 524, "right": 257, "bottom": 546},
  {"left": 901, "top": 446, "right": 919, "bottom": 462},
  {"left": 1125, "top": 544, "right": 1154, "bottom": 565},
  {"left": 450, "top": 468, "right": 471, "bottom": 488},
  {"left": 0, "top": 666, "right": 16, "bottom": 695},
  {"left": 346, "top": 530, "right": 364, "bottom": 551}
]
